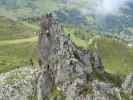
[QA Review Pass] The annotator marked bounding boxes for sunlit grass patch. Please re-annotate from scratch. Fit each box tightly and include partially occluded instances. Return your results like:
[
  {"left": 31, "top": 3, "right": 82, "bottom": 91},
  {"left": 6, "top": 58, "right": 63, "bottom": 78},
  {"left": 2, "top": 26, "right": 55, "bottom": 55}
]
[
  {"left": 0, "top": 16, "right": 38, "bottom": 40},
  {"left": 0, "top": 42, "right": 37, "bottom": 73}
]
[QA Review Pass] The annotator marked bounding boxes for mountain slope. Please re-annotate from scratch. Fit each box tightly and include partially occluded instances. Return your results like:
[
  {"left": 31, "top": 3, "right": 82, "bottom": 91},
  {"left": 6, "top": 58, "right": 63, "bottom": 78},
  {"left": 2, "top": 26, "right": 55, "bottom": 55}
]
[
  {"left": 0, "top": 16, "right": 38, "bottom": 73},
  {"left": 0, "top": 0, "right": 61, "bottom": 18},
  {"left": 64, "top": 27, "right": 133, "bottom": 75},
  {"left": 0, "top": 16, "right": 38, "bottom": 40},
  {"left": 96, "top": 37, "right": 133, "bottom": 75},
  {"left": 0, "top": 0, "right": 133, "bottom": 75}
]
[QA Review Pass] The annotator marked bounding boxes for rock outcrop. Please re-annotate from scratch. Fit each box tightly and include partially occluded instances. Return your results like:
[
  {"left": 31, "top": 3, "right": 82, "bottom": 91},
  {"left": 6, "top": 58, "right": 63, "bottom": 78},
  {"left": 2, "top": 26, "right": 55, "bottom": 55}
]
[
  {"left": 0, "top": 14, "right": 132, "bottom": 100},
  {"left": 36, "top": 14, "right": 133, "bottom": 100},
  {"left": 122, "top": 74, "right": 133, "bottom": 93},
  {"left": 0, "top": 67, "right": 36, "bottom": 100},
  {"left": 36, "top": 14, "right": 110, "bottom": 100}
]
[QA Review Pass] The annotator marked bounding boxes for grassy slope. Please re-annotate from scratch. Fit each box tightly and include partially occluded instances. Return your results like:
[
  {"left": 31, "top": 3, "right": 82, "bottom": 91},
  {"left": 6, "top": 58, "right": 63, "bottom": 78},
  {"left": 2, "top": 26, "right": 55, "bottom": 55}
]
[
  {"left": 0, "top": 17, "right": 38, "bottom": 73},
  {"left": 65, "top": 27, "right": 133, "bottom": 75},
  {"left": 0, "top": 16, "right": 37, "bottom": 40},
  {"left": 0, "top": 42, "right": 37, "bottom": 73},
  {"left": 0, "top": 37, "right": 37, "bottom": 45},
  {"left": 97, "top": 38, "right": 133, "bottom": 75}
]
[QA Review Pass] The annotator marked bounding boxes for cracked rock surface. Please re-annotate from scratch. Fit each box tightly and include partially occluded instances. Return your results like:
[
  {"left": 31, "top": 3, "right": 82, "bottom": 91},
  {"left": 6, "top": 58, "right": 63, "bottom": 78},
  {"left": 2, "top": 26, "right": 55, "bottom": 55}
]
[{"left": 37, "top": 15, "right": 133, "bottom": 100}]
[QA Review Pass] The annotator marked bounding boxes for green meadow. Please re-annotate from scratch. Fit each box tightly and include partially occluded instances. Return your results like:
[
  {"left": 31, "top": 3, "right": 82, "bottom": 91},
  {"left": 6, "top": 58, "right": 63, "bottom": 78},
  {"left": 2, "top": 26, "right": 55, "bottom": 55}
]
[{"left": 0, "top": 16, "right": 38, "bottom": 73}]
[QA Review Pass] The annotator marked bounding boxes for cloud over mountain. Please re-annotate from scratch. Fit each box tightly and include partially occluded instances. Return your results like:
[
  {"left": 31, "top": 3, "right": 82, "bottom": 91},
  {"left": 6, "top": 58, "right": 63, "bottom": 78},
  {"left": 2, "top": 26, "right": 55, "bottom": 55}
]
[{"left": 95, "top": 0, "right": 132, "bottom": 15}]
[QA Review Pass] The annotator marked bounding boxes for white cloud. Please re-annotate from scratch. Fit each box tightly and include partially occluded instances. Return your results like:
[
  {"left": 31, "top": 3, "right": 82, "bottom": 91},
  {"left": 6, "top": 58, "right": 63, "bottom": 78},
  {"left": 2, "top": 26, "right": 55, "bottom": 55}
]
[{"left": 95, "top": 0, "right": 132, "bottom": 15}]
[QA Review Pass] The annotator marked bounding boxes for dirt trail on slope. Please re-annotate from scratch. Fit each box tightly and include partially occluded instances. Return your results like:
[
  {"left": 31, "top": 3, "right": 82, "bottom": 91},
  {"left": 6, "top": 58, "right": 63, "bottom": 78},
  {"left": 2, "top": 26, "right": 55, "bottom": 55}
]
[{"left": 0, "top": 37, "right": 37, "bottom": 45}]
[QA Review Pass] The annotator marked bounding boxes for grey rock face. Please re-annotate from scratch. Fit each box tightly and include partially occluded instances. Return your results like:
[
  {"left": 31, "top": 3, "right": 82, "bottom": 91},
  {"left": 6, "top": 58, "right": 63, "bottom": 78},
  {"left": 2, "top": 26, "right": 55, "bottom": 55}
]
[
  {"left": 92, "top": 80, "right": 122, "bottom": 100},
  {"left": 37, "top": 14, "right": 132, "bottom": 100},
  {"left": 37, "top": 33, "right": 52, "bottom": 67},
  {"left": 37, "top": 15, "right": 57, "bottom": 68},
  {"left": 37, "top": 14, "right": 105, "bottom": 100},
  {"left": 0, "top": 67, "right": 36, "bottom": 100},
  {"left": 93, "top": 52, "right": 104, "bottom": 70},
  {"left": 37, "top": 69, "right": 54, "bottom": 100},
  {"left": 122, "top": 74, "right": 133, "bottom": 93}
]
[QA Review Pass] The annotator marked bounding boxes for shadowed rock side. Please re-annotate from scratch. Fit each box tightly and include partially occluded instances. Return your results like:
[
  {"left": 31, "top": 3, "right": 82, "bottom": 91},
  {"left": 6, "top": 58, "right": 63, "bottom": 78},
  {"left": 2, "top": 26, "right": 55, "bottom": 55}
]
[{"left": 36, "top": 14, "right": 133, "bottom": 100}]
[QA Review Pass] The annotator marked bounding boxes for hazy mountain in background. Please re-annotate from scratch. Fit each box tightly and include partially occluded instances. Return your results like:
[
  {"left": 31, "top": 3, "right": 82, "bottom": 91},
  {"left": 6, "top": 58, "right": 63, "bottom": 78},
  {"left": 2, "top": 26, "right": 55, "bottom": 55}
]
[
  {"left": 0, "top": 0, "right": 61, "bottom": 18},
  {"left": 0, "top": 0, "right": 133, "bottom": 40}
]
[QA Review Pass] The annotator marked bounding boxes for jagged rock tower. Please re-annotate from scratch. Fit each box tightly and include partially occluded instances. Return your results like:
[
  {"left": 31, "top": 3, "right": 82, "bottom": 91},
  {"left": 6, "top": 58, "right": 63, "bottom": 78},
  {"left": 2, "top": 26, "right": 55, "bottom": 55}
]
[{"left": 36, "top": 14, "right": 108, "bottom": 100}]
